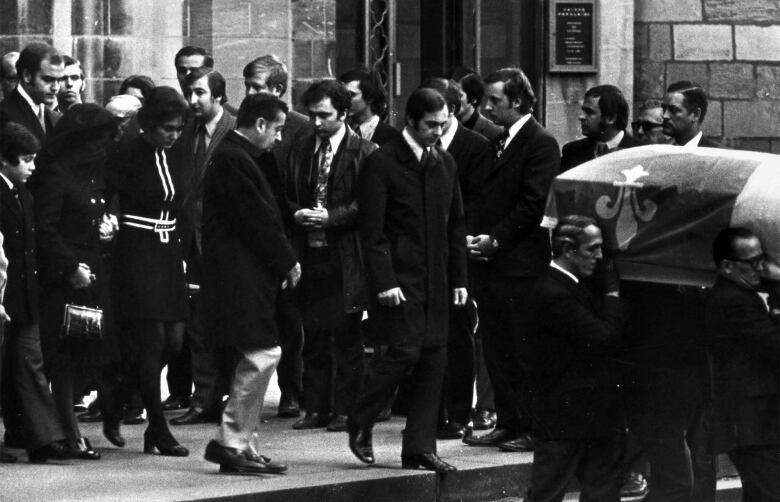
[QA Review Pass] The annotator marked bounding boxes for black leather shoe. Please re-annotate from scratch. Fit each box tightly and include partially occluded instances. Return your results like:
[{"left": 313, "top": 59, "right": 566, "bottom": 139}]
[
  {"left": 277, "top": 395, "right": 301, "bottom": 418},
  {"left": 122, "top": 407, "right": 146, "bottom": 425},
  {"left": 620, "top": 472, "right": 649, "bottom": 497},
  {"left": 292, "top": 412, "right": 330, "bottom": 430},
  {"left": 463, "top": 428, "right": 519, "bottom": 446},
  {"left": 0, "top": 450, "right": 17, "bottom": 463},
  {"left": 326, "top": 414, "right": 348, "bottom": 432},
  {"left": 70, "top": 437, "right": 101, "bottom": 460},
  {"left": 346, "top": 418, "right": 374, "bottom": 464},
  {"left": 4, "top": 431, "right": 24, "bottom": 449},
  {"left": 170, "top": 407, "right": 217, "bottom": 426},
  {"left": 143, "top": 428, "right": 188, "bottom": 457},
  {"left": 28, "top": 441, "right": 71, "bottom": 463},
  {"left": 103, "top": 422, "right": 125, "bottom": 447},
  {"left": 437, "top": 421, "right": 472, "bottom": 440},
  {"left": 161, "top": 394, "right": 191, "bottom": 411},
  {"left": 205, "top": 440, "right": 287, "bottom": 475},
  {"left": 375, "top": 405, "right": 392, "bottom": 422},
  {"left": 472, "top": 408, "right": 497, "bottom": 430},
  {"left": 498, "top": 432, "right": 534, "bottom": 452},
  {"left": 402, "top": 453, "right": 457, "bottom": 473},
  {"left": 77, "top": 409, "right": 103, "bottom": 423}
]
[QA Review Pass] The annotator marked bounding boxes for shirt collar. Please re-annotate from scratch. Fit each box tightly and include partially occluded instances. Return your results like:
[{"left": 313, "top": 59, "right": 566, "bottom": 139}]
[
  {"left": 604, "top": 130, "right": 624, "bottom": 150},
  {"left": 439, "top": 116, "right": 458, "bottom": 151},
  {"left": 315, "top": 123, "right": 347, "bottom": 154},
  {"left": 550, "top": 260, "right": 579, "bottom": 284},
  {"left": 0, "top": 172, "right": 15, "bottom": 190},
  {"left": 358, "top": 114, "right": 380, "bottom": 141},
  {"left": 402, "top": 127, "right": 426, "bottom": 162},
  {"left": 201, "top": 107, "right": 224, "bottom": 138},
  {"left": 505, "top": 113, "right": 532, "bottom": 148},
  {"left": 684, "top": 131, "right": 703, "bottom": 147},
  {"left": 17, "top": 84, "right": 43, "bottom": 118}
]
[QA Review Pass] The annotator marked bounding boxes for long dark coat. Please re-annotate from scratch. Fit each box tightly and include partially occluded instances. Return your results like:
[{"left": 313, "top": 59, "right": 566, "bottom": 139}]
[
  {"left": 527, "top": 267, "right": 625, "bottom": 440},
  {"left": 446, "top": 123, "right": 491, "bottom": 234},
  {"left": 201, "top": 131, "right": 296, "bottom": 350},
  {"left": 286, "top": 127, "right": 377, "bottom": 313},
  {"left": 0, "top": 181, "right": 38, "bottom": 326},
  {"left": 705, "top": 276, "right": 779, "bottom": 452},
  {"left": 357, "top": 136, "right": 467, "bottom": 348},
  {"left": 0, "top": 88, "right": 60, "bottom": 144}
]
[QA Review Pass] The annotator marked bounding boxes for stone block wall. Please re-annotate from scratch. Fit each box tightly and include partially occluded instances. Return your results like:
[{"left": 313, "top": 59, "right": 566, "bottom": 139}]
[{"left": 634, "top": 0, "right": 780, "bottom": 152}]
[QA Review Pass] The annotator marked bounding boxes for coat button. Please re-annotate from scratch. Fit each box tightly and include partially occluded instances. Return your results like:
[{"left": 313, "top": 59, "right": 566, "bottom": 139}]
[{"left": 90, "top": 198, "right": 96, "bottom": 204}]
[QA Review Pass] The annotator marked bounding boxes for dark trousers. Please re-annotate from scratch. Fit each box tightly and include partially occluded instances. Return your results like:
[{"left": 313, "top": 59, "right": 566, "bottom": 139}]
[
  {"left": 527, "top": 434, "right": 623, "bottom": 502},
  {"left": 728, "top": 446, "right": 780, "bottom": 502},
  {"left": 301, "top": 313, "right": 363, "bottom": 416},
  {"left": 165, "top": 340, "right": 191, "bottom": 399},
  {"left": 474, "top": 276, "right": 536, "bottom": 432},
  {"left": 352, "top": 344, "right": 446, "bottom": 456},
  {"left": 186, "top": 295, "right": 229, "bottom": 411},
  {"left": 474, "top": 335, "right": 495, "bottom": 410},
  {"left": 1, "top": 323, "right": 65, "bottom": 451},
  {"left": 440, "top": 303, "right": 475, "bottom": 425},
  {"left": 276, "top": 288, "right": 303, "bottom": 404}
]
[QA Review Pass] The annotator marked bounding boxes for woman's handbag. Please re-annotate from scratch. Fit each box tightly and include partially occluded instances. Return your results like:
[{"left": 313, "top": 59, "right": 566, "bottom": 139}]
[{"left": 60, "top": 303, "right": 104, "bottom": 342}]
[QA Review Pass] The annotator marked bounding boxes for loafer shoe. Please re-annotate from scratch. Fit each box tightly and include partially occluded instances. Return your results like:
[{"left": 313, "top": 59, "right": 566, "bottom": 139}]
[
  {"left": 498, "top": 433, "right": 534, "bottom": 452},
  {"left": 277, "top": 395, "right": 301, "bottom": 418},
  {"left": 346, "top": 418, "right": 374, "bottom": 464},
  {"left": 402, "top": 453, "right": 456, "bottom": 473},
  {"left": 170, "top": 407, "right": 217, "bottom": 426},
  {"left": 462, "top": 427, "right": 519, "bottom": 446},
  {"left": 292, "top": 412, "right": 330, "bottom": 430},
  {"left": 326, "top": 414, "right": 348, "bottom": 432},
  {"left": 437, "top": 421, "right": 472, "bottom": 440}
]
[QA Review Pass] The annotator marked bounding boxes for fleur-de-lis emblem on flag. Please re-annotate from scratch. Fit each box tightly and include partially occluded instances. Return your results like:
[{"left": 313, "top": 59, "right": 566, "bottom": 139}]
[{"left": 595, "top": 165, "right": 658, "bottom": 249}]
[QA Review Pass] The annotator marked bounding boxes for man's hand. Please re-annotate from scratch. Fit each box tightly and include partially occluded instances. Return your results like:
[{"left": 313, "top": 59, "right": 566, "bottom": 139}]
[
  {"left": 0, "top": 304, "right": 10, "bottom": 323},
  {"left": 377, "top": 287, "right": 406, "bottom": 307},
  {"left": 452, "top": 288, "right": 468, "bottom": 306},
  {"left": 467, "top": 234, "right": 497, "bottom": 261},
  {"left": 99, "top": 214, "right": 118, "bottom": 242},
  {"left": 294, "top": 208, "right": 330, "bottom": 228},
  {"left": 282, "top": 262, "right": 301, "bottom": 289},
  {"left": 600, "top": 252, "right": 620, "bottom": 297},
  {"left": 68, "top": 263, "right": 93, "bottom": 289}
]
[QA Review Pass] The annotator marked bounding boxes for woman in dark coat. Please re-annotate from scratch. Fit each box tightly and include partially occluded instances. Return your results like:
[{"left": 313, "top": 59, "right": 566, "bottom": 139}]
[
  {"left": 35, "top": 104, "right": 119, "bottom": 460},
  {"left": 105, "top": 86, "right": 190, "bottom": 456}
]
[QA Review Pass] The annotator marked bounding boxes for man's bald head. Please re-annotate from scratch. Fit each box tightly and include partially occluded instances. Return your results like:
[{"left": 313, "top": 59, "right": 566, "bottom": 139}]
[{"left": 1, "top": 52, "right": 20, "bottom": 98}]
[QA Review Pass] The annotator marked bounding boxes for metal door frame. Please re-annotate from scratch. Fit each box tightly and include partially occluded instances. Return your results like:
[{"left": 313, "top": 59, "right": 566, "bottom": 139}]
[{"left": 363, "top": 0, "right": 396, "bottom": 122}]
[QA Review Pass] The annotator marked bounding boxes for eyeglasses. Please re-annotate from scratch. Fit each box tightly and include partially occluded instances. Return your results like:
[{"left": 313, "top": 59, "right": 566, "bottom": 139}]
[
  {"left": 631, "top": 121, "right": 663, "bottom": 133},
  {"left": 727, "top": 253, "right": 766, "bottom": 270}
]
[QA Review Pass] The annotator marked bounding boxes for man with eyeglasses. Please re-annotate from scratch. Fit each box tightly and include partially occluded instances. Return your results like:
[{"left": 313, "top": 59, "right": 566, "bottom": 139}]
[
  {"left": 705, "top": 227, "right": 779, "bottom": 501},
  {"left": 632, "top": 100, "right": 670, "bottom": 145},
  {"left": 560, "top": 85, "right": 641, "bottom": 173}
]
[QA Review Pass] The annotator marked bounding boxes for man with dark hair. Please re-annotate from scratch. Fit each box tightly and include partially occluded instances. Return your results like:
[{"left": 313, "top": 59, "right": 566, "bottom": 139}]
[
  {"left": 243, "top": 54, "right": 309, "bottom": 418},
  {"left": 348, "top": 87, "right": 467, "bottom": 473},
  {"left": 174, "top": 46, "right": 214, "bottom": 94},
  {"left": 339, "top": 67, "right": 401, "bottom": 146},
  {"left": 421, "top": 77, "right": 491, "bottom": 440},
  {"left": 285, "top": 79, "right": 376, "bottom": 432},
  {"left": 560, "top": 85, "right": 641, "bottom": 172},
  {"left": 1, "top": 52, "right": 20, "bottom": 100},
  {"left": 706, "top": 227, "right": 779, "bottom": 501},
  {"left": 56, "top": 56, "right": 85, "bottom": 112},
  {"left": 0, "top": 42, "right": 63, "bottom": 143},
  {"left": 202, "top": 93, "right": 299, "bottom": 475},
  {"left": 662, "top": 81, "right": 720, "bottom": 147},
  {"left": 456, "top": 72, "right": 503, "bottom": 141},
  {"left": 633, "top": 99, "right": 669, "bottom": 145},
  {"left": 464, "top": 67, "right": 560, "bottom": 453},
  {"left": 0, "top": 122, "right": 71, "bottom": 463},
  {"left": 169, "top": 67, "right": 237, "bottom": 426},
  {"left": 525, "top": 215, "right": 625, "bottom": 501}
]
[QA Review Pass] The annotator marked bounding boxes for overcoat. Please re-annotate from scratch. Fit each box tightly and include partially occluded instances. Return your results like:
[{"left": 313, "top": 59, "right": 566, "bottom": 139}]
[
  {"left": 469, "top": 111, "right": 503, "bottom": 142},
  {"left": 201, "top": 131, "right": 296, "bottom": 349},
  {"left": 527, "top": 267, "right": 625, "bottom": 440},
  {"left": 560, "top": 132, "right": 642, "bottom": 173},
  {"left": 0, "top": 181, "right": 38, "bottom": 325},
  {"left": 286, "top": 127, "right": 377, "bottom": 313},
  {"left": 0, "top": 87, "right": 60, "bottom": 144},
  {"left": 705, "top": 276, "right": 779, "bottom": 452},
  {"left": 446, "top": 123, "right": 491, "bottom": 234},
  {"left": 357, "top": 136, "right": 467, "bottom": 347}
]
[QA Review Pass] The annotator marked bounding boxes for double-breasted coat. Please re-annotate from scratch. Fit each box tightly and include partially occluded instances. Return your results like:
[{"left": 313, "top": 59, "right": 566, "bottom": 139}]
[
  {"left": 357, "top": 136, "right": 467, "bottom": 347},
  {"left": 201, "top": 131, "right": 296, "bottom": 350}
]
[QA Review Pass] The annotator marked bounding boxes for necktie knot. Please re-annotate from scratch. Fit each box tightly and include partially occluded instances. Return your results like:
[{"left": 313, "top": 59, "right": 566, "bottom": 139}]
[
  {"left": 595, "top": 141, "right": 609, "bottom": 157},
  {"left": 496, "top": 131, "right": 509, "bottom": 158}
]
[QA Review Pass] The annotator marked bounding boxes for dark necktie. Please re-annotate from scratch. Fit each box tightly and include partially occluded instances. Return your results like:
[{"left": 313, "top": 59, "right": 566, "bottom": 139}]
[
  {"left": 420, "top": 147, "right": 431, "bottom": 168},
  {"left": 496, "top": 130, "right": 509, "bottom": 158},
  {"left": 194, "top": 123, "right": 207, "bottom": 172},
  {"left": 595, "top": 141, "right": 609, "bottom": 157},
  {"left": 11, "top": 186, "right": 22, "bottom": 212},
  {"left": 354, "top": 125, "right": 362, "bottom": 138}
]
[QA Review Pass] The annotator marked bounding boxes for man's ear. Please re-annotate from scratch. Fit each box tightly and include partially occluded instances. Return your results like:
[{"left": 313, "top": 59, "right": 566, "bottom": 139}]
[
  {"left": 255, "top": 116, "right": 267, "bottom": 132},
  {"left": 22, "top": 68, "right": 32, "bottom": 85},
  {"left": 603, "top": 113, "right": 617, "bottom": 127},
  {"left": 271, "top": 84, "right": 285, "bottom": 97},
  {"left": 690, "top": 106, "right": 703, "bottom": 123}
]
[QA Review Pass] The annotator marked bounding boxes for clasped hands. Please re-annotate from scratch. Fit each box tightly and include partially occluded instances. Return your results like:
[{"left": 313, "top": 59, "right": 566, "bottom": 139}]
[
  {"left": 467, "top": 234, "right": 497, "bottom": 262},
  {"left": 377, "top": 287, "right": 468, "bottom": 307},
  {"left": 69, "top": 263, "right": 95, "bottom": 289},
  {"left": 294, "top": 208, "right": 330, "bottom": 229}
]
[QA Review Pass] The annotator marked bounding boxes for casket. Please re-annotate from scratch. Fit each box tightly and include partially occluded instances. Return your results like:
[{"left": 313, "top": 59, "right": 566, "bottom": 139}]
[{"left": 543, "top": 145, "right": 780, "bottom": 287}]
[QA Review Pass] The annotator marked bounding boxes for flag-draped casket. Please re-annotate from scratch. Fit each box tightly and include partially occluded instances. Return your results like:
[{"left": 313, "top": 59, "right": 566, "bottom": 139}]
[{"left": 543, "top": 145, "right": 780, "bottom": 286}]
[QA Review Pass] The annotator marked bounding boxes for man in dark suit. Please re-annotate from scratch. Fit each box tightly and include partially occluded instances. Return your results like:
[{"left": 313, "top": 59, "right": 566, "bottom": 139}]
[
  {"left": 339, "top": 67, "right": 402, "bottom": 147},
  {"left": 243, "top": 54, "right": 309, "bottom": 418},
  {"left": 464, "top": 67, "right": 560, "bottom": 453},
  {"left": 170, "top": 67, "right": 237, "bottom": 426},
  {"left": 421, "top": 78, "right": 491, "bottom": 440},
  {"left": 202, "top": 93, "right": 299, "bottom": 475},
  {"left": 348, "top": 88, "right": 468, "bottom": 473},
  {"left": 286, "top": 80, "right": 376, "bottom": 432},
  {"left": 0, "top": 42, "right": 63, "bottom": 144},
  {"left": 0, "top": 122, "right": 70, "bottom": 463},
  {"left": 662, "top": 81, "right": 722, "bottom": 148},
  {"left": 1, "top": 52, "right": 20, "bottom": 101},
  {"left": 560, "top": 85, "right": 641, "bottom": 172},
  {"left": 525, "top": 215, "right": 625, "bottom": 501},
  {"left": 705, "top": 228, "right": 779, "bottom": 501},
  {"left": 456, "top": 72, "right": 504, "bottom": 141}
]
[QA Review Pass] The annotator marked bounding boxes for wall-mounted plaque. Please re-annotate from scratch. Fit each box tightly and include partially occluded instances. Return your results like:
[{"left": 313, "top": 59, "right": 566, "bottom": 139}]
[{"left": 549, "top": 0, "right": 598, "bottom": 73}]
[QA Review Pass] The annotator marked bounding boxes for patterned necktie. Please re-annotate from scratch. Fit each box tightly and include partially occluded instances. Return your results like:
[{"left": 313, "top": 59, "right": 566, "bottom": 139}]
[
  {"left": 313, "top": 140, "right": 333, "bottom": 208},
  {"left": 496, "top": 130, "right": 509, "bottom": 158}
]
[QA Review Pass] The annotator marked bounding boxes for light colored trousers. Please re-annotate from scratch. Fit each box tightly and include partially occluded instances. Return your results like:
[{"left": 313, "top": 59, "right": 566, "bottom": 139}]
[{"left": 218, "top": 345, "right": 281, "bottom": 452}]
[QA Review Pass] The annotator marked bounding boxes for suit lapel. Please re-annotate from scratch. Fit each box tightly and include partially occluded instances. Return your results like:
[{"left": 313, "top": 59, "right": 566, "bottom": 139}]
[
  {"left": 330, "top": 128, "right": 357, "bottom": 187},
  {"left": 0, "top": 181, "right": 22, "bottom": 224}
]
